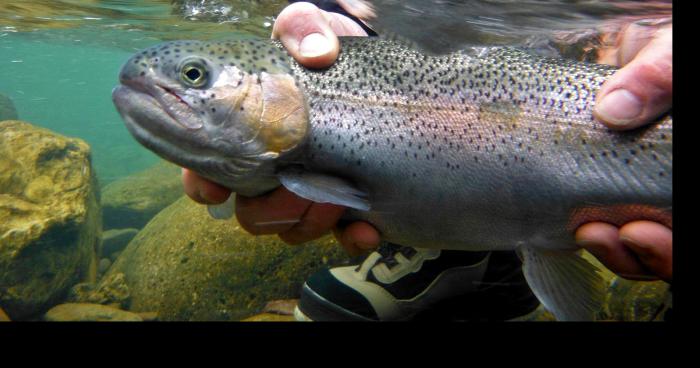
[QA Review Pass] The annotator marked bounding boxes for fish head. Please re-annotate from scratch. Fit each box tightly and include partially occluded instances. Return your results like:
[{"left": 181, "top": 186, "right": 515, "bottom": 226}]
[{"left": 112, "top": 39, "right": 309, "bottom": 195}]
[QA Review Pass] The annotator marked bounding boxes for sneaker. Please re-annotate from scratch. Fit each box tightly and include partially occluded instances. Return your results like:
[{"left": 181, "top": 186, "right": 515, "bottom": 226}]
[{"left": 294, "top": 243, "right": 541, "bottom": 321}]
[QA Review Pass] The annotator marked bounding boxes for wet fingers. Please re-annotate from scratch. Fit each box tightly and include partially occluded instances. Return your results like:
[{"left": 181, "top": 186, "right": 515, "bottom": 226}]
[
  {"left": 181, "top": 168, "right": 231, "bottom": 204},
  {"left": 619, "top": 221, "right": 672, "bottom": 282},
  {"left": 278, "top": 202, "right": 346, "bottom": 245},
  {"left": 594, "top": 25, "right": 672, "bottom": 130},
  {"left": 576, "top": 222, "right": 657, "bottom": 280},
  {"left": 334, "top": 221, "right": 381, "bottom": 256},
  {"left": 271, "top": 2, "right": 341, "bottom": 68},
  {"left": 235, "top": 187, "right": 311, "bottom": 235}
]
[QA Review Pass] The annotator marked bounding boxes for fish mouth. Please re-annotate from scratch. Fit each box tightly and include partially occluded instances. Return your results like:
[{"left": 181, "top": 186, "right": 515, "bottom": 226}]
[
  {"left": 114, "top": 76, "right": 204, "bottom": 131},
  {"left": 112, "top": 81, "right": 210, "bottom": 164}
]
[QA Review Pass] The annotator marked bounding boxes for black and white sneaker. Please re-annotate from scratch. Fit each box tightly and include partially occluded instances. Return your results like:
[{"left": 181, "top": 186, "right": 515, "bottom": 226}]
[{"left": 294, "top": 243, "right": 541, "bottom": 321}]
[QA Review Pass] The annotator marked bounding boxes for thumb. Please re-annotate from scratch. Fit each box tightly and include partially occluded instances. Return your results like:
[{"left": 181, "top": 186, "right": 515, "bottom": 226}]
[
  {"left": 594, "top": 25, "right": 672, "bottom": 130},
  {"left": 271, "top": 2, "right": 341, "bottom": 69}
]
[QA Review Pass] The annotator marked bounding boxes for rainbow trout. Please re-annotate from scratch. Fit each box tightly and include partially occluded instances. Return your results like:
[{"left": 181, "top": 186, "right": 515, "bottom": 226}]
[{"left": 112, "top": 38, "right": 672, "bottom": 320}]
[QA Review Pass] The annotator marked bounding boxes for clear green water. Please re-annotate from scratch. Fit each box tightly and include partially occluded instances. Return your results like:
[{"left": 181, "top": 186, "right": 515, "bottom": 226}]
[
  {"left": 1, "top": 30, "right": 155, "bottom": 183},
  {"left": 0, "top": 0, "right": 284, "bottom": 185}
]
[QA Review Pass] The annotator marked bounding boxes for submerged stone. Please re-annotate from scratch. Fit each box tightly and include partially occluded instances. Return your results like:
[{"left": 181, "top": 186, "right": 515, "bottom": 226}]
[
  {"left": 101, "top": 228, "right": 139, "bottom": 255},
  {"left": 101, "top": 160, "right": 182, "bottom": 230},
  {"left": 98, "top": 258, "right": 111, "bottom": 275},
  {"left": 0, "top": 307, "right": 10, "bottom": 321},
  {"left": 0, "top": 121, "right": 100, "bottom": 320},
  {"left": 67, "top": 272, "right": 131, "bottom": 309},
  {"left": 0, "top": 93, "right": 18, "bottom": 121},
  {"left": 241, "top": 313, "right": 296, "bottom": 322},
  {"left": 44, "top": 303, "right": 142, "bottom": 322},
  {"left": 603, "top": 278, "right": 670, "bottom": 321},
  {"left": 262, "top": 299, "right": 298, "bottom": 316},
  {"left": 106, "top": 196, "right": 354, "bottom": 321}
]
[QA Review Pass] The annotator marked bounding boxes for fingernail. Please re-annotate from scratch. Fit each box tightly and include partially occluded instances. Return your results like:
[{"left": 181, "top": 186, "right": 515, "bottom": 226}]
[
  {"left": 299, "top": 33, "right": 332, "bottom": 57},
  {"left": 596, "top": 89, "right": 643, "bottom": 126}
]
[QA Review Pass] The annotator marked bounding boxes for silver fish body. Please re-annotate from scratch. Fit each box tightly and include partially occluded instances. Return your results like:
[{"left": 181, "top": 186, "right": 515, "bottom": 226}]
[
  {"left": 112, "top": 37, "right": 672, "bottom": 320},
  {"left": 292, "top": 38, "right": 672, "bottom": 252}
]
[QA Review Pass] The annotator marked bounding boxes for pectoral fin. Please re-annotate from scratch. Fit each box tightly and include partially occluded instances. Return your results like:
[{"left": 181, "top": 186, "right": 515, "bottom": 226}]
[
  {"left": 518, "top": 246, "right": 606, "bottom": 321},
  {"left": 278, "top": 168, "right": 370, "bottom": 211},
  {"left": 207, "top": 194, "right": 236, "bottom": 220}
]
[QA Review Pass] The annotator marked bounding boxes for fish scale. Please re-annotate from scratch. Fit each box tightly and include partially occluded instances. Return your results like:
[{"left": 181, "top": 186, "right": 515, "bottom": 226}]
[
  {"left": 283, "top": 38, "right": 671, "bottom": 251},
  {"left": 112, "top": 37, "right": 672, "bottom": 320}
]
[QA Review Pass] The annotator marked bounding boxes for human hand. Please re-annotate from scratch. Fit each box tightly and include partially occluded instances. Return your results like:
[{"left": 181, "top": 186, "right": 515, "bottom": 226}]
[
  {"left": 594, "top": 19, "right": 672, "bottom": 130},
  {"left": 182, "top": 2, "right": 380, "bottom": 255},
  {"left": 577, "top": 19, "right": 672, "bottom": 282}
]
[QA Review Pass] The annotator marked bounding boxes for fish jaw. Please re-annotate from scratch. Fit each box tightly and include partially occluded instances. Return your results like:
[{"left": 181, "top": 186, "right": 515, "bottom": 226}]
[
  {"left": 116, "top": 72, "right": 205, "bottom": 131},
  {"left": 112, "top": 83, "right": 210, "bottom": 171}
]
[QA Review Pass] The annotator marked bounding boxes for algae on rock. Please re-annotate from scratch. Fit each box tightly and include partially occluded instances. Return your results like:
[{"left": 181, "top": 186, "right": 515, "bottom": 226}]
[
  {"left": 0, "top": 121, "right": 101, "bottom": 320},
  {"left": 67, "top": 272, "right": 131, "bottom": 309},
  {"left": 106, "top": 196, "right": 354, "bottom": 321}
]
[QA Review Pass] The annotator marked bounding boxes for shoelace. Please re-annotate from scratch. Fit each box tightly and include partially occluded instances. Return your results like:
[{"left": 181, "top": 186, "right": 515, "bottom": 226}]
[
  {"left": 376, "top": 243, "right": 417, "bottom": 269},
  {"left": 355, "top": 242, "right": 418, "bottom": 277}
]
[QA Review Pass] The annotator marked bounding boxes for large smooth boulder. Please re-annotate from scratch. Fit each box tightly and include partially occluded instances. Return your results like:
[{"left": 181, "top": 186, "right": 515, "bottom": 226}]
[
  {"left": 101, "top": 160, "right": 182, "bottom": 230},
  {"left": 0, "top": 93, "right": 18, "bottom": 121},
  {"left": 106, "top": 196, "right": 354, "bottom": 321},
  {"left": 0, "top": 121, "right": 100, "bottom": 320}
]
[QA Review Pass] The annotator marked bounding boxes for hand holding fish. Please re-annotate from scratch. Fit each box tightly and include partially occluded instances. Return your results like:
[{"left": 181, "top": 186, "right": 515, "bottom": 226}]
[
  {"left": 578, "top": 19, "right": 672, "bottom": 282},
  {"left": 181, "top": 2, "right": 379, "bottom": 255},
  {"left": 180, "top": 2, "right": 672, "bottom": 280}
]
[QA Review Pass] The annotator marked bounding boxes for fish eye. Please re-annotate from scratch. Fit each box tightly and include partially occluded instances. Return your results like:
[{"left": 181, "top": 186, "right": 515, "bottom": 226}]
[{"left": 180, "top": 61, "right": 208, "bottom": 88}]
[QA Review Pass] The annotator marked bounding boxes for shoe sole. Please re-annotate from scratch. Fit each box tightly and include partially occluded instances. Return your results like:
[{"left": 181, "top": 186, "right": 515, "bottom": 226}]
[
  {"left": 296, "top": 282, "right": 543, "bottom": 322},
  {"left": 295, "top": 283, "right": 377, "bottom": 321}
]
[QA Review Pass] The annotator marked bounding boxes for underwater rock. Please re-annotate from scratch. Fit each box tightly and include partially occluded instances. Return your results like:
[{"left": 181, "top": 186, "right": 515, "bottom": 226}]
[
  {"left": 603, "top": 278, "right": 670, "bottom": 321},
  {"left": 108, "top": 250, "right": 123, "bottom": 263},
  {"left": 241, "top": 298, "right": 297, "bottom": 322},
  {"left": 262, "top": 299, "right": 298, "bottom": 316},
  {"left": 67, "top": 272, "right": 130, "bottom": 309},
  {"left": 101, "top": 228, "right": 139, "bottom": 255},
  {"left": 101, "top": 161, "right": 183, "bottom": 230},
  {"left": 44, "top": 303, "right": 142, "bottom": 322},
  {"left": 106, "top": 196, "right": 355, "bottom": 321},
  {"left": 0, "top": 93, "right": 18, "bottom": 121},
  {"left": 578, "top": 251, "right": 670, "bottom": 321},
  {"left": 241, "top": 313, "right": 296, "bottom": 322},
  {"left": 136, "top": 311, "right": 159, "bottom": 321},
  {"left": 0, "top": 307, "right": 10, "bottom": 321},
  {"left": 98, "top": 258, "right": 111, "bottom": 274},
  {"left": 0, "top": 121, "right": 101, "bottom": 320}
]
